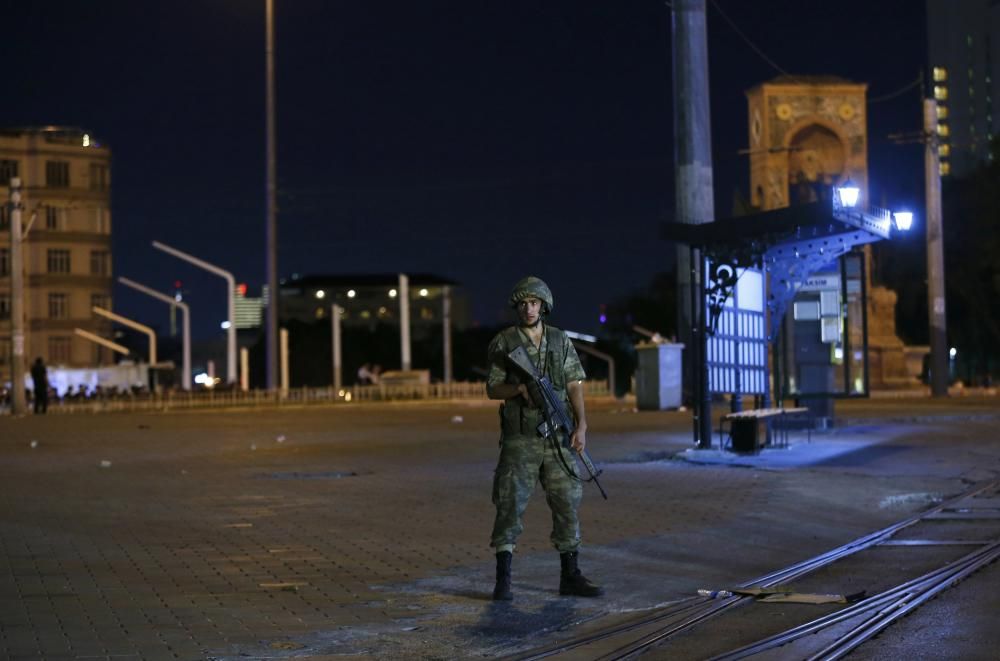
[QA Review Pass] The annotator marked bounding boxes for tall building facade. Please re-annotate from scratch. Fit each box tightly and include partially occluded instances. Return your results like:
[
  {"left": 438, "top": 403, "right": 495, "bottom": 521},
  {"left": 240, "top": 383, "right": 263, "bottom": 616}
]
[
  {"left": 1, "top": 127, "right": 113, "bottom": 382},
  {"left": 926, "top": 0, "right": 1000, "bottom": 177}
]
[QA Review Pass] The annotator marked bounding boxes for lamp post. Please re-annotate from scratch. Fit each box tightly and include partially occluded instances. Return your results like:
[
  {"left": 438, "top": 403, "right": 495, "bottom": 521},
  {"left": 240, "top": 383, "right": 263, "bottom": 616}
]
[
  {"left": 91, "top": 307, "right": 156, "bottom": 366},
  {"left": 264, "top": 0, "right": 279, "bottom": 391},
  {"left": 151, "top": 241, "right": 235, "bottom": 385},
  {"left": 118, "top": 277, "right": 191, "bottom": 390}
]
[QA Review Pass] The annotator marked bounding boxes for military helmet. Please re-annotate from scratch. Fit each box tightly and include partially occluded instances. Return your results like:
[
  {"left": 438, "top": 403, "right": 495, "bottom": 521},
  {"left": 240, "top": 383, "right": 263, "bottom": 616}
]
[{"left": 508, "top": 276, "right": 554, "bottom": 314}]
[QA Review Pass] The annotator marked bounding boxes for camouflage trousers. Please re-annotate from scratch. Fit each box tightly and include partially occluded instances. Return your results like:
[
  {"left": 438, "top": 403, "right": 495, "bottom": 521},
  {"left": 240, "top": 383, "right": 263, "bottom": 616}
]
[{"left": 490, "top": 433, "right": 583, "bottom": 553}]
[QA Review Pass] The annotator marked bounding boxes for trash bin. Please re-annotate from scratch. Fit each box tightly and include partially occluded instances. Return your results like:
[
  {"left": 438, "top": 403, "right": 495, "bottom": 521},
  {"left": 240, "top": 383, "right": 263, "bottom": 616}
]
[{"left": 634, "top": 342, "right": 684, "bottom": 410}]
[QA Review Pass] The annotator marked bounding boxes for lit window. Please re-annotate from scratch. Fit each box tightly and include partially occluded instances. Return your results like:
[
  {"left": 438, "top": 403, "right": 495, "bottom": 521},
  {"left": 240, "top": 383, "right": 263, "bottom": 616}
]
[
  {"left": 939, "top": 144, "right": 951, "bottom": 157},
  {"left": 937, "top": 106, "right": 949, "bottom": 119},
  {"left": 933, "top": 67, "right": 948, "bottom": 82},
  {"left": 940, "top": 162, "right": 951, "bottom": 176},
  {"left": 937, "top": 123, "right": 950, "bottom": 137},
  {"left": 934, "top": 86, "right": 948, "bottom": 101}
]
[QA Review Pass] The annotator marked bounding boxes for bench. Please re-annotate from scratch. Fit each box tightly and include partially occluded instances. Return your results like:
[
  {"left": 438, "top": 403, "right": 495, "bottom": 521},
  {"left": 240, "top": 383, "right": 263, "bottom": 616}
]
[{"left": 719, "top": 407, "right": 810, "bottom": 453}]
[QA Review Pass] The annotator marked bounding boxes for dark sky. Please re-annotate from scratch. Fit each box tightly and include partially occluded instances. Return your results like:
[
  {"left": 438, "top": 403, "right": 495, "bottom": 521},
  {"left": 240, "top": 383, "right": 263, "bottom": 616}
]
[{"left": 2, "top": 0, "right": 927, "bottom": 341}]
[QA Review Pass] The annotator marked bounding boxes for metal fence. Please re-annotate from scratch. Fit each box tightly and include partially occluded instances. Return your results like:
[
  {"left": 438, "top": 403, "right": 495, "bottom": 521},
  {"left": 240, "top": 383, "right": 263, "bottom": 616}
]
[{"left": 5, "top": 380, "right": 611, "bottom": 415}]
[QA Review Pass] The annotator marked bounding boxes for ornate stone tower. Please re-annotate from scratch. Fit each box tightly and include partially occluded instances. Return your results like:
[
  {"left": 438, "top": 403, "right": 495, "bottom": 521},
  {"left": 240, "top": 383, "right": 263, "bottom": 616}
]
[
  {"left": 746, "top": 76, "right": 922, "bottom": 390},
  {"left": 746, "top": 75, "right": 867, "bottom": 211}
]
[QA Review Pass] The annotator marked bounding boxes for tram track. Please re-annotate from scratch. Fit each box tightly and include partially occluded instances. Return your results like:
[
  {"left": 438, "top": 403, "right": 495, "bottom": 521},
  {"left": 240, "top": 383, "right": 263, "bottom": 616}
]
[{"left": 513, "top": 480, "right": 1000, "bottom": 660}]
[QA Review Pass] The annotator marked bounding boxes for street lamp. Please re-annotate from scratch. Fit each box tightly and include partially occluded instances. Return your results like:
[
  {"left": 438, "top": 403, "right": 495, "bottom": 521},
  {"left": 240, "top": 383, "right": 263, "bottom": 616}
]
[
  {"left": 152, "top": 240, "right": 236, "bottom": 385},
  {"left": 119, "top": 277, "right": 192, "bottom": 390},
  {"left": 835, "top": 180, "right": 860, "bottom": 208},
  {"left": 892, "top": 211, "right": 914, "bottom": 232}
]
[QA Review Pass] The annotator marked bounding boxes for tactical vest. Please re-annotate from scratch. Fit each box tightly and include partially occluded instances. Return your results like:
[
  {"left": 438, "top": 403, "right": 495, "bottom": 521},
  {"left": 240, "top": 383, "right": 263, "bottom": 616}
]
[{"left": 497, "top": 325, "right": 569, "bottom": 438}]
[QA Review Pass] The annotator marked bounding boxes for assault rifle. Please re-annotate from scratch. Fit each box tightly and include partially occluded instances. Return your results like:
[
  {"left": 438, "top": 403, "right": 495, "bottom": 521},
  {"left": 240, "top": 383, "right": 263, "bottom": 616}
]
[{"left": 507, "top": 345, "right": 608, "bottom": 500}]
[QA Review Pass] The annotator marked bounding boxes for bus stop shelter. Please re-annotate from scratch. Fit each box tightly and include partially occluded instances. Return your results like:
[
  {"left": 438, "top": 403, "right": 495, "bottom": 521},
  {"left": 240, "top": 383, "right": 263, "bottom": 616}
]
[{"left": 663, "top": 193, "right": 913, "bottom": 449}]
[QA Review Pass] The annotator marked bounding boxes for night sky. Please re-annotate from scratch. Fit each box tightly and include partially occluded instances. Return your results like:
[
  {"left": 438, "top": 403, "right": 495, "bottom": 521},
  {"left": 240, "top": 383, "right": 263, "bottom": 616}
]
[{"left": 2, "top": 0, "right": 927, "bottom": 342}]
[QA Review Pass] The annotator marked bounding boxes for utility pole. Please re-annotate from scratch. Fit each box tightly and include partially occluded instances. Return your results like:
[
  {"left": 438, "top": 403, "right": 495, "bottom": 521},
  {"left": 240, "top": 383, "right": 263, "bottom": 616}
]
[
  {"left": 8, "top": 178, "right": 27, "bottom": 414},
  {"left": 672, "top": 0, "right": 715, "bottom": 447},
  {"left": 264, "top": 0, "right": 279, "bottom": 390},
  {"left": 923, "top": 98, "right": 948, "bottom": 396},
  {"left": 331, "top": 304, "right": 342, "bottom": 391},
  {"left": 442, "top": 286, "right": 452, "bottom": 384},
  {"left": 399, "top": 274, "right": 411, "bottom": 371}
]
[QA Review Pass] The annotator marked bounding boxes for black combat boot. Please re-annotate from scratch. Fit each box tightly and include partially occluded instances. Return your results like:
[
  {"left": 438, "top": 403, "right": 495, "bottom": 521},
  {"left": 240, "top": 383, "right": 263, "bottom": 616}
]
[
  {"left": 559, "top": 551, "right": 604, "bottom": 597},
  {"left": 492, "top": 551, "right": 513, "bottom": 601}
]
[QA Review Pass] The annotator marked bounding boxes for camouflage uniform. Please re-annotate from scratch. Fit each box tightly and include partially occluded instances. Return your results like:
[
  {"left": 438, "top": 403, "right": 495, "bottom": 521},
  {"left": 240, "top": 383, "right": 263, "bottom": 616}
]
[{"left": 487, "top": 324, "right": 587, "bottom": 553}]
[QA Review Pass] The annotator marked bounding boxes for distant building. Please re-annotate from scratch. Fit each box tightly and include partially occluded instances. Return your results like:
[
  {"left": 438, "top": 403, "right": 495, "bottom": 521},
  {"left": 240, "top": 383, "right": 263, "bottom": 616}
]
[
  {"left": 278, "top": 273, "right": 468, "bottom": 331},
  {"left": 926, "top": 0, "right": 1000, "bottom": 177},
  {"left": 1, "top": 127, "right": 113, "bottom": 382}
]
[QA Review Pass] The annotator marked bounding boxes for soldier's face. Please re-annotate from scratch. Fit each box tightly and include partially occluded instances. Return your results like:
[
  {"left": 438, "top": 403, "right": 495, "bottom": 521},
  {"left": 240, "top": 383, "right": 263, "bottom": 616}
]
[{"left": 517, "top": 298, "right": 543, "bottom": 326}]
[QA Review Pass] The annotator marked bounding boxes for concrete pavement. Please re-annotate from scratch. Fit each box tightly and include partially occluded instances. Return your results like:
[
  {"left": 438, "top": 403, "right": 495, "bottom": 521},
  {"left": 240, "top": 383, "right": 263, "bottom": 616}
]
[{"left": 1, "top": 396, "right": 999, "bottom": 659}]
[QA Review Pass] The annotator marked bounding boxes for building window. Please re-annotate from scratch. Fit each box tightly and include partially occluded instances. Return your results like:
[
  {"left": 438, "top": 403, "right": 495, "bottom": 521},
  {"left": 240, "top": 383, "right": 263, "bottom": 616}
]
[
  {"left": 46, "top": 161, "right": 70, "bottom": 188},
  {"left": 934, "top": 86, "right": 948, "bottom": 101},
  {"left": 940, "top": 162, "right": 951, "bottom": 176},
  {"left": 0, "top": 338, "right": 10, "bottom": 366},
  {"left": 937, "top": 106, "right": 949, "bottom": 120},
  {"left": 0, "top": 294, "right": 9, "bottom": 320},
  {"left": 933, "top": 67, "right": 947, "bottom": 82},
  {"left": 45, "top": 206, "right": 60, "bottom": 230},
  {"left": 89, "top": 250, "right": 110, "bottom": 276},
  {"left": 0, "top": 248, "right": 9, "bottom": 276},
  {"left": 939, "top": 144, "right": 951, "bottom": 157},
  {"left": 47, "top": 249, "right": 71, "bottom": 274},
  {"left": 89, "top": 163, "right": 109, "bottom": 191},
  {"left": 48, "top": 336, "right": 72, "bottom": 364},
  {"left": 0, "top": 159, "right": 18, "bottom": 182},
  {"left": 95, "top": 207, "right": 109, "bottom": 233},
  {"left": 91, "top": 293, "right": 110, "bottom": 311},
  {"left": 0, "top": 204, "right": 8, "bottom": 230},
  {"left": 937, "top": 123, "right": 950, "bottom": 137},
  {"left": 48, "top": 293, "right": 69, "bottom": 319}
]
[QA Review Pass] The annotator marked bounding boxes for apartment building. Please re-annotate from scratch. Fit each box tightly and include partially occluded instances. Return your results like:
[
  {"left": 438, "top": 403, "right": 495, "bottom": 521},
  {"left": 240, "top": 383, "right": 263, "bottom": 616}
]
[{"left": 1, "top": 127, "right": 113, "bottom": 382}]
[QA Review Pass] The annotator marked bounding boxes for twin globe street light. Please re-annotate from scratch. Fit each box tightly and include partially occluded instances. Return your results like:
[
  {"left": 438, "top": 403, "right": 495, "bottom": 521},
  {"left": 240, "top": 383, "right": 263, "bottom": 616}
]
[{"left": 834, "top": 180, "right": 914, "bottom": 234}]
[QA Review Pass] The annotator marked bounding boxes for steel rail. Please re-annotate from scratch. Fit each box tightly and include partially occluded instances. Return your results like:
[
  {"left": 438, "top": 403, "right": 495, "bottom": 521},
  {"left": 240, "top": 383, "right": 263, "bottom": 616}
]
[
  {"left": 810, "top": 542, "right": 1000, "bottom": 661},
  {"left": 510, "top": 481, "right": 999, "bottom": 661},
  {"left": 711, "top": 540, "right": 1000, "bottom": 660},
  {"left": 512, "top": 597, "right": 709, "bottom": 661}
]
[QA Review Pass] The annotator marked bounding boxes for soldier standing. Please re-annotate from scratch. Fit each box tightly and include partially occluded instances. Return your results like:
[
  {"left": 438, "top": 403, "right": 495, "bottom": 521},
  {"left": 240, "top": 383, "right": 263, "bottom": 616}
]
[{"left": 486, "top": 276, "right": 603, "bottom": 601}]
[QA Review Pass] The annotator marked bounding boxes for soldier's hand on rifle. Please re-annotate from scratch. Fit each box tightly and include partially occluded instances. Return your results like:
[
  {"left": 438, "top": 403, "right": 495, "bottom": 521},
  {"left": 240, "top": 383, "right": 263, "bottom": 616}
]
[
  {"left": 516, "top": 384, "right": 535, "bottom": 408},
  {"left": 570, "top": 423, "right": 587, "bottom": 452}
]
